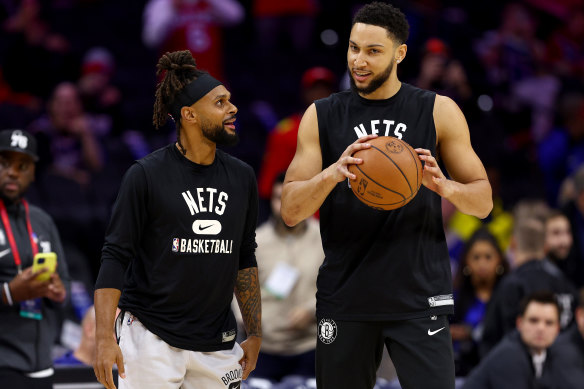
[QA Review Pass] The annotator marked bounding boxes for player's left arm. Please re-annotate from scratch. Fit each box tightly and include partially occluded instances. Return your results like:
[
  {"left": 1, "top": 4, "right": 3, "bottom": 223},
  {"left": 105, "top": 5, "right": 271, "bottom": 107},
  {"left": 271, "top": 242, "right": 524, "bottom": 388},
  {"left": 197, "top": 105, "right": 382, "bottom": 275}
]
[
  {"left": 234, "top": 266, "right": 262, "bottom": 379},
  {"left": 417, "top": 95, "right": 492, "bottom": 219}
]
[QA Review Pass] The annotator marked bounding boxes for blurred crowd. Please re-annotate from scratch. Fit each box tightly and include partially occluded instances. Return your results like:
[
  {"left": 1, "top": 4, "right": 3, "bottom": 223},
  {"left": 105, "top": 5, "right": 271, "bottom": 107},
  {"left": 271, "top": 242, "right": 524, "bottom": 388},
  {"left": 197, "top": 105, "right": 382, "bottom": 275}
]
[{"left": 1, "top": 0, "right": 584, "bottom": 387}]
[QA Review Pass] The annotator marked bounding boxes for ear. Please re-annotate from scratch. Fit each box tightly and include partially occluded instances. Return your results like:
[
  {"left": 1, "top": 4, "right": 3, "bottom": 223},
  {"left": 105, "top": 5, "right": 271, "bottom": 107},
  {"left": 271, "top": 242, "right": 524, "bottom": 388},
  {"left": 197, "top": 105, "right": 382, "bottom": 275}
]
[
  {"left": 395, "top": 43, "right": 407, "bottom": 64},
  {"left": 516, "top": 316, "right": 522, "bottom": 330},
  {"left": 180, "top": 106, "right": 198, "bottom": 124}
]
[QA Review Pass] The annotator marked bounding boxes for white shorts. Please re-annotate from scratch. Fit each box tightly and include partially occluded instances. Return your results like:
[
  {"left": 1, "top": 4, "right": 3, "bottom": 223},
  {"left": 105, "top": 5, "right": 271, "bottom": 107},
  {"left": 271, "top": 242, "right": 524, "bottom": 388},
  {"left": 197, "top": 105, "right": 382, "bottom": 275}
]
[{"left": 118, "top": 312, "right": 244, "bottom": 389}]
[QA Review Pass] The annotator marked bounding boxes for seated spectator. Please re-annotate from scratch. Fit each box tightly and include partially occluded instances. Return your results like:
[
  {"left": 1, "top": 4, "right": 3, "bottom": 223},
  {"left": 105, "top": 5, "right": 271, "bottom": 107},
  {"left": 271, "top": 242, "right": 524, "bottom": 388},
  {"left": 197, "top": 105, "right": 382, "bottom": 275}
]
[
  {"left": 451, "top": 228, "right": 509, "bottom": 376},
  {"left": 559, "top": 164, "right": 584, "bottom": 288},
  {"left": 250, "top": 173, "right": 324, "bottom": 382},
  {"left": 549, "top": 287, "right": 584, "bottom": 389},
  {"left": 543, "top": 210, "right": 574, "bottom": 278},
  {"left": 462, "top": 291, "right": 561, "bottom": 389},
  {"left": 480, "top": 217, "right": 577, "bottom": 356},
  {"left": 54, "top": 306, "right": 96, "bottom": 366}
]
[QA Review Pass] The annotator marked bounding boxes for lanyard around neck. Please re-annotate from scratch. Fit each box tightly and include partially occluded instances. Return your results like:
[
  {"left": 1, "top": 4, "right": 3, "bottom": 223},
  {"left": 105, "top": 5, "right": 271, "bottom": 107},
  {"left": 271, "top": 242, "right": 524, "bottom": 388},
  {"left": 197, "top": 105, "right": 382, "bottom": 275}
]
[{"left": 0, "top": 198, "right": 38, "bottom": 273}]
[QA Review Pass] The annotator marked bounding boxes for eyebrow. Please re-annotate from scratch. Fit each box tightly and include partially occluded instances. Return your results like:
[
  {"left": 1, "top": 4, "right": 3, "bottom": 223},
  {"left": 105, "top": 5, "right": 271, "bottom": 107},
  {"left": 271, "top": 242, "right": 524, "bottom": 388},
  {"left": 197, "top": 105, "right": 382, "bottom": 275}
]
[
  {"left": 349, "top": 40, "right": 385, "bottom": 48},
  {"left": 213, "top": 93, "right": 231, "bottom": 101}
]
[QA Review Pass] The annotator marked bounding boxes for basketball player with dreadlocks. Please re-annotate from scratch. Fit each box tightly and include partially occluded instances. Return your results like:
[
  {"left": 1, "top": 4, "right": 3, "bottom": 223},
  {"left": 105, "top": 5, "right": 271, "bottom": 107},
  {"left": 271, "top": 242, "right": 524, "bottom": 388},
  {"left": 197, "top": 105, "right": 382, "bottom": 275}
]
[
  {"left": 281, "top": 2, "right": 491, "bottom": 389},
  {"left": 93, "top": 50, "right": 261, "bottom": 389}
]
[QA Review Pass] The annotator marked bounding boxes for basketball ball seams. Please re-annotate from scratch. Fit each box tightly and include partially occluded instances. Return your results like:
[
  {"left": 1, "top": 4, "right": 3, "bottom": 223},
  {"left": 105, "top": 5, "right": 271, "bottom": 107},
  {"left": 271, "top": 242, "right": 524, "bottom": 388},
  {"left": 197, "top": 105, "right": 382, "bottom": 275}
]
[
  {"left": 370, "top": 144, "right": 414, "bottom": 196},
  {"left": 354, "top": 164, "right": 406, "bottom": 200},
  {"left": 401, "top": 143, "right": 422, "bottom": 189}
]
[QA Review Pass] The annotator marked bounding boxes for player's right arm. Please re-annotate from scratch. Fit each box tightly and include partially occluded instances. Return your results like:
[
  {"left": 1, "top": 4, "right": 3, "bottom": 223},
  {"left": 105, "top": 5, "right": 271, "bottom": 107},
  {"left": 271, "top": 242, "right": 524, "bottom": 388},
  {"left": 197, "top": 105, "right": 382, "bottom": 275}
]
[
  {"left": 94, "top": 288, "right": 125, "bottom": 389},
  {"left": 281, "top": 103, "right": 376, "bottom": 226}
]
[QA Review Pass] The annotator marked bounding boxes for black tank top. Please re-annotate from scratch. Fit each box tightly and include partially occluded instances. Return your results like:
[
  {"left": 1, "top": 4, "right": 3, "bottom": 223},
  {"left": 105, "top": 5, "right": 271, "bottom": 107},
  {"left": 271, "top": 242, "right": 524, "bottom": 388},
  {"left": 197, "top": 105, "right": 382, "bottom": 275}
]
[{"left": 315, "top": 83, "right": 452, "bottom": 320}]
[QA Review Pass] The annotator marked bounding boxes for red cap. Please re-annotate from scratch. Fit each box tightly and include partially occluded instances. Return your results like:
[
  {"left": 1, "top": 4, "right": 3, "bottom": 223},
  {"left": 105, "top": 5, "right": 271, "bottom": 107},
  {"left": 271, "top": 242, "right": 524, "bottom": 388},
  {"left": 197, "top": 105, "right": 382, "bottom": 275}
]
[{"left": 301, "top": 67, "right": 336, "bottom": 89}]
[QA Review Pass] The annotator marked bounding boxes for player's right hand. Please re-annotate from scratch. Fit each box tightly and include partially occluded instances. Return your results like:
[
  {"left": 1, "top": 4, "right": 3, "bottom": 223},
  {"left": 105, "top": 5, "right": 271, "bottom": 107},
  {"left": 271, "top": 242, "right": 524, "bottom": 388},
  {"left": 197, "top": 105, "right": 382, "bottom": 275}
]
[
  {"left": 330, "top": 134, "right": 377, "bottom": 182},
  {"left": 94, "top": 338, "right": 125, "bottom": 389}
]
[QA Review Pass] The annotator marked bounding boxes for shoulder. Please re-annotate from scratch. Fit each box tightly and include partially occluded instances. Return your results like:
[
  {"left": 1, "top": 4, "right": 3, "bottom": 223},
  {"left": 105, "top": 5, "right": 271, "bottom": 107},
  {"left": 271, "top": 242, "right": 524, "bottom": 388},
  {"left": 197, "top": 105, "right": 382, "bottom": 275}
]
[
  {"left": 217, "top": 150, "right": 256, "bottom": 178},
  {"left": 315, "top": 90, "right": 352, "bottom": 110},
  {"left": 136, "top": 144, "right": 172, "bottom": 169},
  {"left": 401, "top": 83, "right": 436, "bottom": 101},
  {"left": 28, "top": 203, "right": 56, "bottom": 226}
]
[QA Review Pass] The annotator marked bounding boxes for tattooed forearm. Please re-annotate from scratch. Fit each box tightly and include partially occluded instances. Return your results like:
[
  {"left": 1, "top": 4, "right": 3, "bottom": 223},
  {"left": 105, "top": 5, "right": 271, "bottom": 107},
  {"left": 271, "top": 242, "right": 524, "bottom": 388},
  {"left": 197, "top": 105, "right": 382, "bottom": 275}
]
[{"left": 235, "top": 266, "right": 262, "bottom": 338}]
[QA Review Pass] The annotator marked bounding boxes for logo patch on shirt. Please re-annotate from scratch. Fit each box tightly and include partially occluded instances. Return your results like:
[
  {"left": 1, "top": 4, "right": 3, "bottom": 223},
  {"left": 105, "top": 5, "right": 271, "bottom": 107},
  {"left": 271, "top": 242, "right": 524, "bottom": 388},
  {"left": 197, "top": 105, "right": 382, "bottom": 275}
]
[
  {"left": 318, "top": 318, "right": 337, "bottom": 344},
  {"left": 172, "top": 238, "right": 179, "bottom": 252},
  {"left": 222, "top": 329, "right": 236, "bottom": 342},
  {"left": 428, "top": 294, "right": 454, "bottom": 307},
  {"left": 192, "top": 220, "right": 222, "bottom": 235}
]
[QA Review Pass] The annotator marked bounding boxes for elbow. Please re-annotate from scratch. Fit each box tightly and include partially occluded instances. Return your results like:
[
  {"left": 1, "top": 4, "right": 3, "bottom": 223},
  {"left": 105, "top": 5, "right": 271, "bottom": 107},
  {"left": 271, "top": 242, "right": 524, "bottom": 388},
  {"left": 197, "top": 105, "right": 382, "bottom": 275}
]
[
  {"left": 476, "top": 198, "right": 493, "bottom": 220},
  {"left": 280, "top": 207, "right": 300, "bottom": 227}
]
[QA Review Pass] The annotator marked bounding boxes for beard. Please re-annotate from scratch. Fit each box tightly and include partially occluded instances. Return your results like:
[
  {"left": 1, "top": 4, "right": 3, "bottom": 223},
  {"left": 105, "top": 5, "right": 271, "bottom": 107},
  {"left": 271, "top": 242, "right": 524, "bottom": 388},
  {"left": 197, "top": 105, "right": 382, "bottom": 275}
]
[
  {"left": 349, "top": 60, "right": 393, "bottom": 95},
  {"left": 201, "top": 117, "right": 239, "bottom": 146}
]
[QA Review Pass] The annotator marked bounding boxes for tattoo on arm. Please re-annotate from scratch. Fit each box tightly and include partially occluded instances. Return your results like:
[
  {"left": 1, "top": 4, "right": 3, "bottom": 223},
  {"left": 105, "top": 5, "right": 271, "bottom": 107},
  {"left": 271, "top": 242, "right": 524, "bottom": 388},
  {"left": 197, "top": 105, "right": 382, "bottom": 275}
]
[{"left": 234, "top": 267, "right": 262, "bottom": 337}]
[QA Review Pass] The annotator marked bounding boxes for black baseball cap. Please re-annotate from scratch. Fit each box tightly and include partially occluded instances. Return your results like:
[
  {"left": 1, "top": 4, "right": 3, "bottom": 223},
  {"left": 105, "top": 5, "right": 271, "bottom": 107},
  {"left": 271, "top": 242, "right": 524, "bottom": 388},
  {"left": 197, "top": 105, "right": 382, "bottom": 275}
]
[{"left": 0, "top": 129, "right": 39, "bottom": 161}]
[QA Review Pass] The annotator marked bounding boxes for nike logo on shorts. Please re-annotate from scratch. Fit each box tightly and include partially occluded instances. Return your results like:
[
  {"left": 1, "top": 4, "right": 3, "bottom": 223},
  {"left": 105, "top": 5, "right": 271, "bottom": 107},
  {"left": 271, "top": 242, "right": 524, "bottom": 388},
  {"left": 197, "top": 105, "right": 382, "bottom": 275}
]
[
  {"left": 427, "top": 327, "right": 445, "bottom": 336},
  {"left": 0, "top": 248, "right": 11, "bottom": 258}
]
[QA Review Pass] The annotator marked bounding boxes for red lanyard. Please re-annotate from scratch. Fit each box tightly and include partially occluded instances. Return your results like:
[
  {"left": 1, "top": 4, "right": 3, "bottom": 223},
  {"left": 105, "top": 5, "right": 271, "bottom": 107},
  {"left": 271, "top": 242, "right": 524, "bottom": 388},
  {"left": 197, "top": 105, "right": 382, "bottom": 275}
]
[{"left": 0, "top": 198, "right": 38, "bottom": 273}]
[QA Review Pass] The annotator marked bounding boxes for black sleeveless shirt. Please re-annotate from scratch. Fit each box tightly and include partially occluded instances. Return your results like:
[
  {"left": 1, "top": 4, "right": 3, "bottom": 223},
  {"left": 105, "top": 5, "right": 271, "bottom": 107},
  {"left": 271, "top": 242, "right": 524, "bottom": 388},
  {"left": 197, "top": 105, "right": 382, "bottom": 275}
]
[{"left": 315, "top": 83, "right": 452, "bottom": 320}]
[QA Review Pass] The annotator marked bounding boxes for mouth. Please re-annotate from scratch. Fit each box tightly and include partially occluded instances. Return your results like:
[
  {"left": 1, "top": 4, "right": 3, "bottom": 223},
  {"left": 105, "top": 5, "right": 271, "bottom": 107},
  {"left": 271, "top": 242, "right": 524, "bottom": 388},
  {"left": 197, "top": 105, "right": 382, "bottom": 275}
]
[
  {"left": 352, "top": 69, "right": 371, "bottom": 82},
  {"left": 2, "top": 182, "right": 19, "bottom": 194},
  {"left": 223, "top": 117, "right": 236, "bottom": 131}
]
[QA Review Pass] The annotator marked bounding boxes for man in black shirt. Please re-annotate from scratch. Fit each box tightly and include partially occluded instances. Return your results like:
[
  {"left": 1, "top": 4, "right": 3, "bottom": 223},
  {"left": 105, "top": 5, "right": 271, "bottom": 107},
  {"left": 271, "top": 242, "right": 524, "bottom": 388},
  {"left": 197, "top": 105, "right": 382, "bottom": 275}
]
[
  {"left": 93, "top": 50, "right": 261, "bottom": 389},
  {"left": 0, "top": 129, "right": 70, "bottom": 388},
  {"left": 462, "top": 291, "right": 561, "bottom": 389},
  {"left": 281, "top": 2, "right": 491, "bottom": 389}
]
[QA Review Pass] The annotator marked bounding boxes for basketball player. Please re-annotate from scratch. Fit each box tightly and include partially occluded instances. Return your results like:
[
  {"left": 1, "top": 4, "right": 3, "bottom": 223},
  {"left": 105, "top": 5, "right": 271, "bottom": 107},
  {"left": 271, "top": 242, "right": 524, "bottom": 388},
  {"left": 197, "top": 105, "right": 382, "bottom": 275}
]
[
  {"left": 281, "top": 3, "right": 492, "bottom": 389},
  {"left": 93, "top": 50, "right": 261, "bottom": 389}
]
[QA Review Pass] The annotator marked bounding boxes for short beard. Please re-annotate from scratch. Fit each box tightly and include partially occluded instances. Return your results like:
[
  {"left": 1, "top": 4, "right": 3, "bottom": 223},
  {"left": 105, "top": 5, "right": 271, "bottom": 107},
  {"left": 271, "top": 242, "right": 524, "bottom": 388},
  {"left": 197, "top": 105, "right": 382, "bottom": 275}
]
[
  {"left": 201, "top": 117, "right": 239, "bottom": 146},
  {"left": 349, "top": 60, "right": 393, "bottom": 95}
]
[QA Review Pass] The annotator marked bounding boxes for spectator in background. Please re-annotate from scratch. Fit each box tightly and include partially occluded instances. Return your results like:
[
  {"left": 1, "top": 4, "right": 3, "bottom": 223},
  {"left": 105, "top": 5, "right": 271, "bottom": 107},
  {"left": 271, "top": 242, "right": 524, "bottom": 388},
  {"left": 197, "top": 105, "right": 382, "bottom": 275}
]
[
  {"left": 142, "top": 0, "right": 244, "bottom": 83},
  {"left": 250, "top": 172, "right": 324, "bottom": 382},
  {"left": 0, "top": 0, "right": 79, "bottom": 100},
  {"left": 0, "top": 129, "right": 70, "bottom": 388},
  {"left": 413, "top": 37, "right": 472, "bottom": 108},
  {"left": 543, "top": 210, "right": 575, "bottom": 278},
  {"left": 252, "top": 0, "right": 318, "bottom": 53},
  {"left": 54, "top": 306, "right": 96, "bottom": 367},
  {"left": 559, "top": 164, "right": 584, "bottom": 288},
  {"left": 462, "top": 291, "right": 561, "bottom": 389},
  {"left": 77, "top": 47, "right": 124, "bottom": 136},
  {"left": 544, "top": 8, "right": 584, "bottom": 83},
  {"left": 451, "top": 228, "right": 509, "bottom": 376},
  {"left": 28, "top": 81, "right": 105, "bottom": 186},
  {"left": 550, "top": 287, "right": 584, "bottom": 389},
  {"left": 538, "top": 92, "right": 584, "bottom": 207},
  {"left": 480, "top": 216, "right": 577, "bottom": 357},
  {"left": 257, "top": 66, "right": 336, "bottom": 202}
]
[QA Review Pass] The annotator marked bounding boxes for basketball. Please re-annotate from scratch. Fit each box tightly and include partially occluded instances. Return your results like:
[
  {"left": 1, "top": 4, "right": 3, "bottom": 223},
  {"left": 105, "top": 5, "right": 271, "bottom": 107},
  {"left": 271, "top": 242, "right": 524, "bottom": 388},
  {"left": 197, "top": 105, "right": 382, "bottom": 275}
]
[{"left": 348, "top": 136, "right": 423, "bottom": 211}]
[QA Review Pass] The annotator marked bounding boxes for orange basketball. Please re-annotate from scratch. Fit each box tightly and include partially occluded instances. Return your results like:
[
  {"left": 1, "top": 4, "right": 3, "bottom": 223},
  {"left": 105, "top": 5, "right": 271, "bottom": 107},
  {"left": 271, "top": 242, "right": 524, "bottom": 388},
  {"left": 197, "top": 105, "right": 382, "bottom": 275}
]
[{"left": 348, "top": 136, "right": 423, "bottom": 211}]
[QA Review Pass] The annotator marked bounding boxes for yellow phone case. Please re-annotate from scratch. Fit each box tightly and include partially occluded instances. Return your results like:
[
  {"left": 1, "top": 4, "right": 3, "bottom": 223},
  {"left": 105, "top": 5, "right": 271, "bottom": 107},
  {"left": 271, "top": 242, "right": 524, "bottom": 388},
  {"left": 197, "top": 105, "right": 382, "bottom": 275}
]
[{"left": 32, "top": 252, "right": 57, "bottom": 281}]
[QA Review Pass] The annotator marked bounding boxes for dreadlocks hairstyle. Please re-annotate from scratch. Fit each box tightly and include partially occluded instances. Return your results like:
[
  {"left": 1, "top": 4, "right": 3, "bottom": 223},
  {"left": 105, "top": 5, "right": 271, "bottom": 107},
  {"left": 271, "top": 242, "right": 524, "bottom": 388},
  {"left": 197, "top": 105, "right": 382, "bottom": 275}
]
[
  {"left": 352, "top": 2, "right": 410, "bottom": 44},
  {"left": 152, "top": 50, "right": 205, "bottom": 155}
]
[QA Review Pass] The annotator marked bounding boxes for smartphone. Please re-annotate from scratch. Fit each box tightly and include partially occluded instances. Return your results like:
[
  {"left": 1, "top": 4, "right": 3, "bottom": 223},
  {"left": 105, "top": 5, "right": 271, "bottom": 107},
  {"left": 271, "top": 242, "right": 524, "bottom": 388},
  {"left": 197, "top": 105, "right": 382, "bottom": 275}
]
[{"left": 32, "top": 252, "right": 57, "bottom": 282}]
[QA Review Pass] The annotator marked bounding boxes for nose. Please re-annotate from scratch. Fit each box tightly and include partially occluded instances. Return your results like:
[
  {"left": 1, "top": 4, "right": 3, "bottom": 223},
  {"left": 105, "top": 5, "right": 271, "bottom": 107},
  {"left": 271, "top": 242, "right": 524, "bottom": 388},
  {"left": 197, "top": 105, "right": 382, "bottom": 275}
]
[
  {"left": 229, "top": 101, "right": 238, "bottom": 115},
  {"left": 353, "top": 52, "right": 367, "bottom": 68}
]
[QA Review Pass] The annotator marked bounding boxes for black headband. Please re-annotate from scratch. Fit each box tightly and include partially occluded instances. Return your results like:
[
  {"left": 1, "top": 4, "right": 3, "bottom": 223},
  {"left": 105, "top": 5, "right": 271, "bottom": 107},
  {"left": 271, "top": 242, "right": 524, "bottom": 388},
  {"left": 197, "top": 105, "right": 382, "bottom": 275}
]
[{"left": 169, "top": 73, "right": 222, "bottom": 120}]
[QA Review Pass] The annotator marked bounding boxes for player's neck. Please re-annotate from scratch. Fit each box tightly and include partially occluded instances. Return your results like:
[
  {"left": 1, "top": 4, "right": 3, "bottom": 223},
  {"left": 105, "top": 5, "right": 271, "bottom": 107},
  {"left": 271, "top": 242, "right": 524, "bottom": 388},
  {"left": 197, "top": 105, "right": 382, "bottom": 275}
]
[{"left": 176, "top": 131, "right": 216, "bottom": 165}]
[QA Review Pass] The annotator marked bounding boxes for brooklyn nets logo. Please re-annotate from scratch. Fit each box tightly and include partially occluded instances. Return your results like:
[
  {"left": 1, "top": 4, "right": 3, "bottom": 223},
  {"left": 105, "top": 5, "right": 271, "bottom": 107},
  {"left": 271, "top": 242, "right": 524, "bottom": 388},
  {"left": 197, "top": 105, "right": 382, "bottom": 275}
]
[{"left": 318, "top": 318, "right": 337, "bottom": 344}]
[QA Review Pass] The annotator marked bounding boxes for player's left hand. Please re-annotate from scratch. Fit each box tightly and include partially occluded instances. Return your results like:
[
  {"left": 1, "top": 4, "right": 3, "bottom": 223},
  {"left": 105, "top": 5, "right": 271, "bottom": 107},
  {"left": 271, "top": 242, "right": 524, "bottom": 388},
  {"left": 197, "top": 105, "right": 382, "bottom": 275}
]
[
  {"left": 416, "top": 148, "right": 454, "bottom": 198},
  {"left": 45, "top": 272, "right": 66, "bottom": 302},
  {"left": 239, "top": 335, "right": 261, "bottom": 380}
]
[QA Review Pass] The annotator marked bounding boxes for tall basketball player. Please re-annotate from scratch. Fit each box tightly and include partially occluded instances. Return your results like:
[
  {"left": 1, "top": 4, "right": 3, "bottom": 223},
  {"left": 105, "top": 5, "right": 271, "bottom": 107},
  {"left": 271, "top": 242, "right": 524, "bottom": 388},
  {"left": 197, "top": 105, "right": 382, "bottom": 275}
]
[
  {"left": 93, "top": 50, "right": 261, "bottom": 389},
  {"left": 281, "top": 2, "right": 492, "bottom": 388}
]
